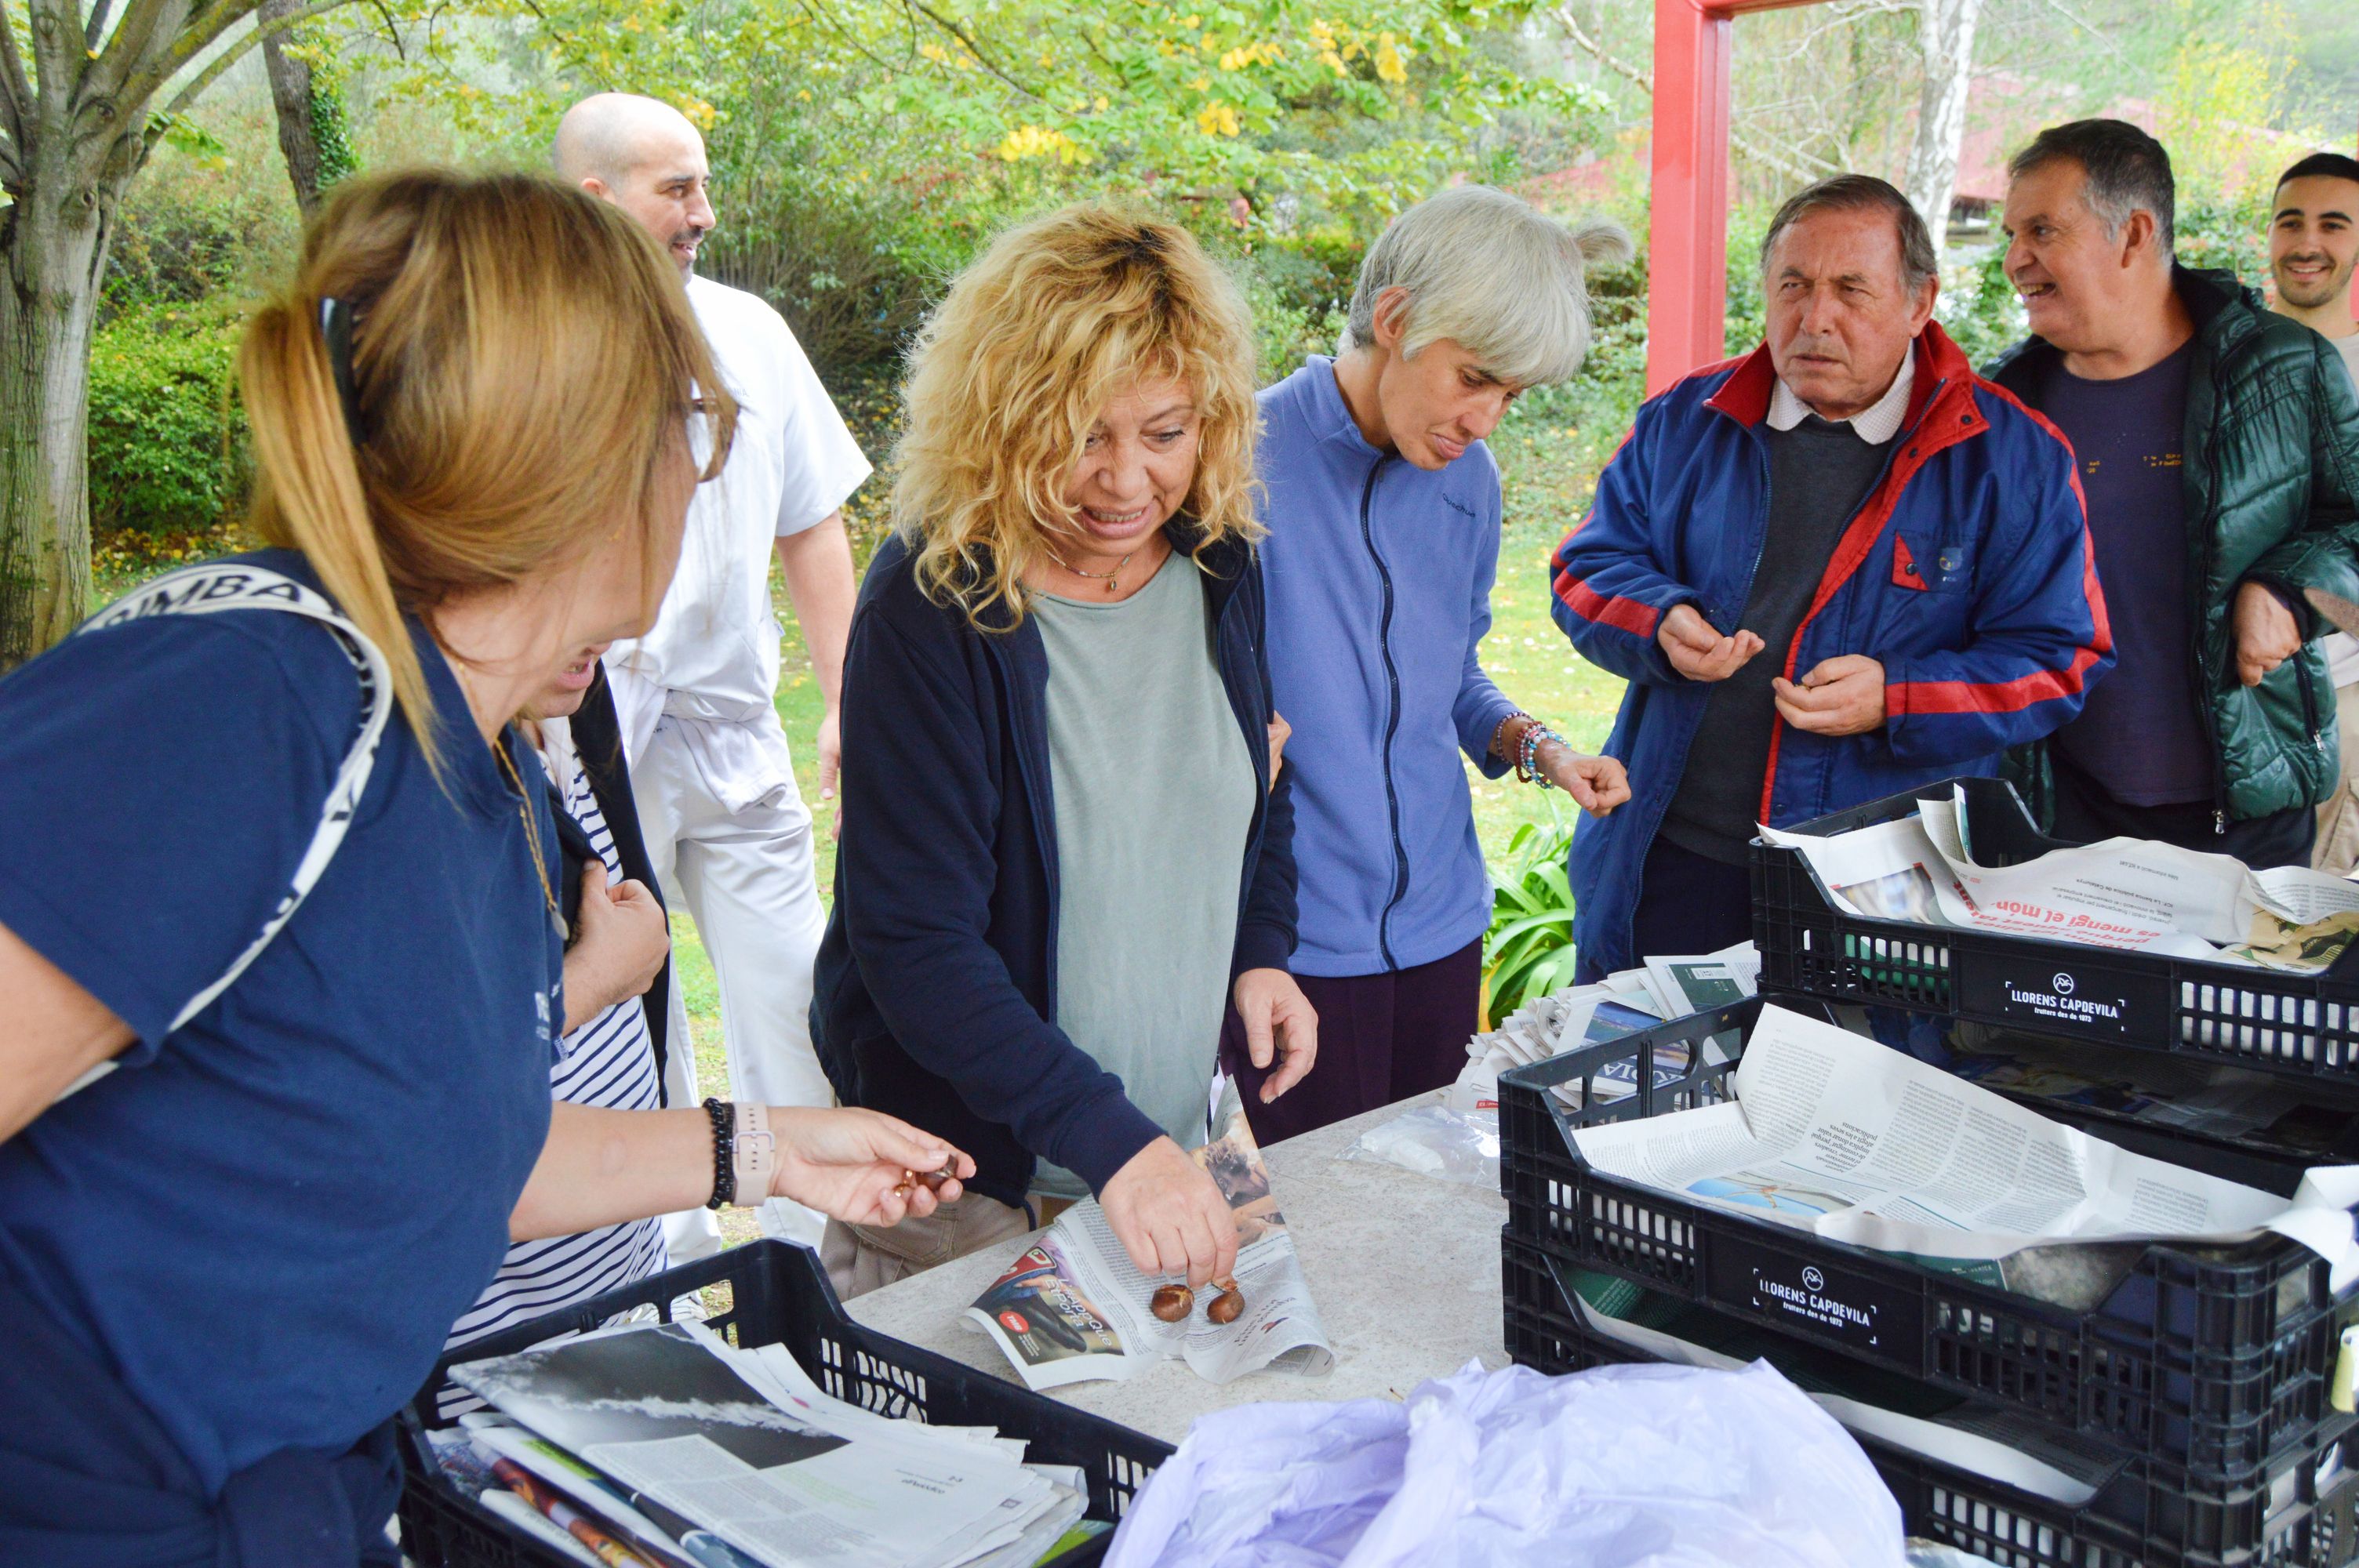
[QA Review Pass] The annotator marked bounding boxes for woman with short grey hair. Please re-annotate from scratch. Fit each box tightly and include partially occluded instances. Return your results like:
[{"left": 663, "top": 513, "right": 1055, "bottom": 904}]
[{"left": 1227, "top": 184, "right": 1634, "bottom": 1142}]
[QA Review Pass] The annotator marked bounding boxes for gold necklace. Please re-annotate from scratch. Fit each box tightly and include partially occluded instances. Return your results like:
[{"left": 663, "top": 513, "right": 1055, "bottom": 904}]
[{"left": 493, "top": 729, "right": 568, "bottom": 939}]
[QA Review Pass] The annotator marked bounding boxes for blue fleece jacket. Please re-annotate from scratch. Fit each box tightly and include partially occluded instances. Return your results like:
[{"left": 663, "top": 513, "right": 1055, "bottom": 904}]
[{"left": 1256, "top": 358, "right": 1521, "bottom": 978}]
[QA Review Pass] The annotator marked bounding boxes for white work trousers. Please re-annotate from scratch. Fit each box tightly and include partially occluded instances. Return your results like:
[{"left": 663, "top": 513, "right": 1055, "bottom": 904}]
[{"left": 631, "top": 705, "right": 833, "bottom": 1252}]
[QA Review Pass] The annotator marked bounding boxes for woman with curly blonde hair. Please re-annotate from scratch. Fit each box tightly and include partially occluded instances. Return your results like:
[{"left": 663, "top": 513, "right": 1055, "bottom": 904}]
[{"left": 814, "top": 205, "right": 1318, "bottom": 1296}]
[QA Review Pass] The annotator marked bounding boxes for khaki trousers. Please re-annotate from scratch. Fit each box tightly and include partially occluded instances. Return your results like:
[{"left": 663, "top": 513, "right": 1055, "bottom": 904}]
[
  {"left": 821, "top": 1193, "right": 1043, "bottom": 1300},
  {"left": 2316, "top": 680, "right": 2359, "bottom": 875}
]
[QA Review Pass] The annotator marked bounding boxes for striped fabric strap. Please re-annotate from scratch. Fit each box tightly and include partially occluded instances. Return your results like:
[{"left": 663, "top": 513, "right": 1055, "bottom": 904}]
[{"left": 51, "top": 562, "right": 391, "bottom": 1102}]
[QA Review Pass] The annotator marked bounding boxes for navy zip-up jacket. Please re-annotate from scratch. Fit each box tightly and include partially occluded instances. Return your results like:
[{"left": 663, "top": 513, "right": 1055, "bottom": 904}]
[
  {"left": 811, "top": 524, "right": 1298, "bottom": 1209},
  {"left": 1551, "top": 321, "right": 2111, "bottom": 975}
]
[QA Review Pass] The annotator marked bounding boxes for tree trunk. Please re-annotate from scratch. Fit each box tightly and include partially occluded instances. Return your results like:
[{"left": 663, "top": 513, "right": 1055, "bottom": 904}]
[
  {"left": 1903, "top": 0, "right": 1980, "bottom": 248},
  {"left": 260, "top": 0, "right": 327, "bottom": 216},
  {"left": 0, "top": 150, "right": 122, "bottom": 670}
]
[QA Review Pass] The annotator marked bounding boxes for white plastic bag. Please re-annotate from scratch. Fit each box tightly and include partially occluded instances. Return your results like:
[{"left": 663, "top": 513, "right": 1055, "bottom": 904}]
[
  {"left": 1339, "top": 1105, "right": 1500, "bottom": 1188},
  {"left": 1106, "top": 1359, "right": 1904, "bottom": 1568}
]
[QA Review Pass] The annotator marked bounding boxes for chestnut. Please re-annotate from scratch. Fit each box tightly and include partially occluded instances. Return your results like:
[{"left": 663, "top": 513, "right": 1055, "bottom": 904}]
[
  {"left": 1207, "top": 1279, "right": 1245, "bottom": 1324},
  {"left": 1150, "top": 1285, "right": 1194, "bottom": 1322}
]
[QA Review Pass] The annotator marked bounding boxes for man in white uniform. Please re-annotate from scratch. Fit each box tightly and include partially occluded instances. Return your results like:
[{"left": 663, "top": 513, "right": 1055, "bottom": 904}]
[{"left": 555, "top": 93, "right": 870, "bottom": 1250}]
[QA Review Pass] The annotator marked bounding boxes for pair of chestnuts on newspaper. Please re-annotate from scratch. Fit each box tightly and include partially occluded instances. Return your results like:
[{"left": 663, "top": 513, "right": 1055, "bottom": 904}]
[{"left": 1150, "top": 1280, "right": 1245, "bottom": 1324}]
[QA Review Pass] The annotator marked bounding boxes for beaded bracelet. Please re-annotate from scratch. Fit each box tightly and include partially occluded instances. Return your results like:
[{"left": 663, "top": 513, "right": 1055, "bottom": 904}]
[
  {"left": 1517, "top": 718, "right": 1568, "bottom": 789},
  {"left": 703, "top": 1096, "right": 737, "bottom": 1210}
]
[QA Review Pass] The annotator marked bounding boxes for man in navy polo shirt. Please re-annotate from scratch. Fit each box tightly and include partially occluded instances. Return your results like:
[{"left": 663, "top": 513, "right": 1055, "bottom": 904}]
[{"left": 1986, "top": 122, "right": 2359, "bottom": 866}]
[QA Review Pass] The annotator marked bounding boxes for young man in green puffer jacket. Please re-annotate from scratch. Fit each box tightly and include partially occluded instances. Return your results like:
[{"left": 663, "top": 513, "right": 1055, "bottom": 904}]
[{"left": 1987, "top": 118, "right": 2359, "bottom": 866}]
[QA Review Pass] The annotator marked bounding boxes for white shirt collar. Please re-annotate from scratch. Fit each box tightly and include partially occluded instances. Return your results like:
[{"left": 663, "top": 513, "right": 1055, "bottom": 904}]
[{"left": 1767, "top": 341, "right": 1917, "bottom": 445}]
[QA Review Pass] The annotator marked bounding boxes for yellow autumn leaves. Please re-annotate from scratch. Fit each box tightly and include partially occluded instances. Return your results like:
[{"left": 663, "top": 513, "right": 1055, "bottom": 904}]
[
  {"left": 990, "top": 13, "right": 1414, "bottom": 161},
  {"left": 1309, "top": 19, "right": 1409, "bottom": 82},
  {"left": 996, "top": 125, "right": 1092, "bottom": 164}
]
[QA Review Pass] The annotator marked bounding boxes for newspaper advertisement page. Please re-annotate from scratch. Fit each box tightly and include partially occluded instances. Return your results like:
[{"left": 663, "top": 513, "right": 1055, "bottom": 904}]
[
  {"left": 1932, "top": 788, "right": 2359, "bottom": 967},
  {"left": 1762, "top": 789, "right": 2359, "bottom": 969},
  {"left": 450, "top": 1322, "right": 1052, "bottom": 1568},
  {"left": 1570, "top": 1004, "right": 2359, "bottom": 1272},
  {"left": 1643, "top": 942, "right": 1764, "bottom": 1018},
  {"left": 965, "top": 1100, "right": 1334, "bottom": 1391},
  {"left": 1923, "top": 793, "right": 2254, "bottom": 952}
]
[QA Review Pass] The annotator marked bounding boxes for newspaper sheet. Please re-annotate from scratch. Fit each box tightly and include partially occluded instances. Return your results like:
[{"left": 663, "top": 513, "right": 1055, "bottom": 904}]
[
  {"left": 1761, "top": 788, "right": 2359, "bottom": 970},
  {"left": 1558, "top": 1264, "right": 2127, "bottom": 1506},
  {"left": 449, "top": 1321, "right": 1057, "bottom": 1568},
  {"left": 1448, "top": 987, "right": 1662, "bottom": 1114},
  {"left": 1643, "top": 943, "right": 1763, "bottom": 1018},
  {"left": 1445, "top": 946, "right": 1758, "bottom": 1119},
  {"left": 1571, "top": 1004, "right": 2359, "bottom": 1281},
  {"left": 965, "top": 1099, "right": 1334, "bottom": 1390}
]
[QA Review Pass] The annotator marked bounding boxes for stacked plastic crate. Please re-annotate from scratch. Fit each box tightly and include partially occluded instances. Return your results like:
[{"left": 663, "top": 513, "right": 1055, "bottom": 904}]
[{"left": 1498, "top": 779, "right": 2359, "bottom": 1568}]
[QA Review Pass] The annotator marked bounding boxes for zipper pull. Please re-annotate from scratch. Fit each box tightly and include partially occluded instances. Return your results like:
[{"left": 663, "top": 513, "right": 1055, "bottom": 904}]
[{"left": 2215, "top": 809, "right": 2227, "bottom": 836}]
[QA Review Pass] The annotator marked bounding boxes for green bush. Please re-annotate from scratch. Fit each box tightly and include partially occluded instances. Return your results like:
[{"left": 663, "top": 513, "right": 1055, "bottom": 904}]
[
  {"left": 102, "top": 103, "right": 298, "bottom": 321},
  {"left": 87, "top": 304, "right": 249, "bottom": 536},
  {"left": 704, "top": 175, "right": 961, "bottom": 378},
  {"left": 1482, "top": 819, "right": 1582, "bottom": 1026}
]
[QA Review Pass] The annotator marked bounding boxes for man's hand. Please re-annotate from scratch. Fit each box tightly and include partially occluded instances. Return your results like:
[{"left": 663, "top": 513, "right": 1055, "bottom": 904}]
[
  {"left": 817, "top": 708, "right": 843, "bottom": 842},
  {"left": 1657, "top": 604, "right": 1765, "bottom": 682},
  {"left": 1536, "top": 743, "right": 1632, "bottom": 818},
  {"left": 777, "top": 512, "right": 856, "bottom": 839},
  {"left": 766, "top": 1106, "right": 972, "bottom": 1228},
  {"left": 1772, "top": 655, "right": 1886, "bottom": 736},
  {"left": 816, "top": 708, "right": 842, "bottom": 805},
  {"left": 1100, "top": 1136, "right": 1238, "bottom": 1287},
  {"left": 2234, "top": 581, "right": 2303, "bottom": 688},
  {"left": 1232, "top": 967, "right": 1318, "bottom": 1103},
  {"left": 562, "top": 859, "right": 670, "bottom": 1033}
]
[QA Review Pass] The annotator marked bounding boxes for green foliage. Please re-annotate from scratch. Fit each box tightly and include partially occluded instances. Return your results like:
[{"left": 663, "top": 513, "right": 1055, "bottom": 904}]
[
  {"left": 103, "top": 106, "right": 302, "bottom": 319},
  {"left": 311, "top": 78, "right": 361, "bottom": 189},
  {"left": 86, "top": 304, "right": 249, "bottom": 538},
  {"left": 359, "top": 0, "right": 1608, "bottom": 379},
  {"left": 1720, "top": 203, "right": 1772, "bottom": 357},
  {"left": 1937, "top": 248, "right": 2026, "bottom": 370},
  {"left": 2175, "top": 184, "right": 2273, "bottom": 288},
  {"left": 1482, "top": 818, "right": 1582, "bottom": 1026}
]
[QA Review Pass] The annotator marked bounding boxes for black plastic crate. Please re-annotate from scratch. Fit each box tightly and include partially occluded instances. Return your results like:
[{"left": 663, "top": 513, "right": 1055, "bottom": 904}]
[
  {"left": 398, "top": 1240, "right": 1176, "bottom": 1568},
  {"left": 1752, "top": 777, "right": 2359, "bottom": 1083},
  {"left": 1503, "top": 1232, "right": 2359, "bottom": 1568},
  {"left": 1498, "top": 997, "right": 2355, "bottom": 1476}
]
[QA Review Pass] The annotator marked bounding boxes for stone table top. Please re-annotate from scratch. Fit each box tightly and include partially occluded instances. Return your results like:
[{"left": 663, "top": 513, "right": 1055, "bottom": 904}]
[{"left": 848, "top": 1091, "right": 1509, "bottom": 1447}]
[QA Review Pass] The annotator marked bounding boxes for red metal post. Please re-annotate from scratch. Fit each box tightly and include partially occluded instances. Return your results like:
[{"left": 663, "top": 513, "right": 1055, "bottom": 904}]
[
  {"left": 1645, "top": 0, "right": 1735, "bottom": 397},
  {"left": 1642, "top": 0, "right": 1839, "bottom": 395}
]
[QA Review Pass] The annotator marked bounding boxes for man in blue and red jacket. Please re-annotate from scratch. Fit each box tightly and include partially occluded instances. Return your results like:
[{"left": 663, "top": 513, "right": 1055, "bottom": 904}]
[{"left": 1553, "top": 175, "right": 2112, "bottom": 978}]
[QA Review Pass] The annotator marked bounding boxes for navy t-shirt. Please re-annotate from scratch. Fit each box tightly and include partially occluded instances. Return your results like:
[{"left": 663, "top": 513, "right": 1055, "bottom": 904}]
[
  {"left": 2044, "top": 340, "right": 2209, "bottom": 804},
  {"left": 0, "top": 551, "right": 562, "bottom": 1497}
]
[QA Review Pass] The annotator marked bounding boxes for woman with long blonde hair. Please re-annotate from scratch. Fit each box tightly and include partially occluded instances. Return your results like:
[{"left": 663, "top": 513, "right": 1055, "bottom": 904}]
[
  {"left": 813, "top": 205, "right": 1318, "bottom": 1298},
  {"left": 0, "top": 169, "right": 968, "bottom": 1566}
]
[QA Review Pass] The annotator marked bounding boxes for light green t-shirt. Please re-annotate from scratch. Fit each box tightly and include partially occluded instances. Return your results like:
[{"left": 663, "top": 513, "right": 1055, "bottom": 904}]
[{"left": 1028, "top": 554, "right": 1259, "bottom": 1199}]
